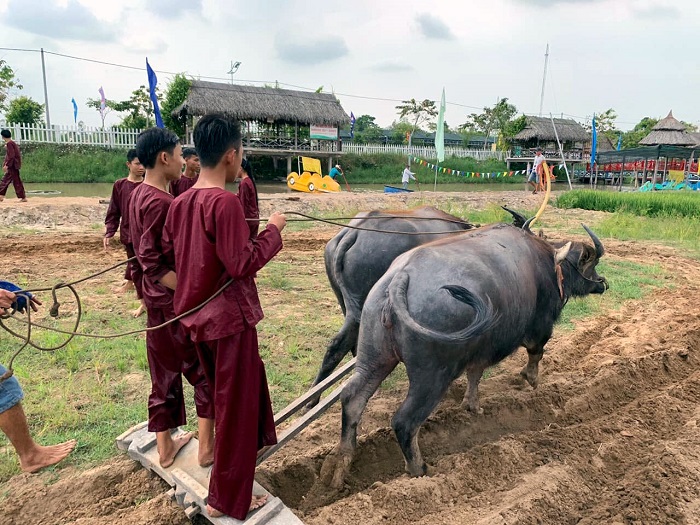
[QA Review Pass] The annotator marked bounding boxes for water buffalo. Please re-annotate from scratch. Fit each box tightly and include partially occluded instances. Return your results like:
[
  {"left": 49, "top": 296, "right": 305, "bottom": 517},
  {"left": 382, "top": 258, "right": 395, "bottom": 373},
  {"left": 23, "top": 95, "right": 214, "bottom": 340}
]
[
  {"left": 324, "top": 223, "right": 607, "bottom": 486},
  {"left": 309, "top": 207, "right": 476, "bottom": 403},
  {"left": 310, "top": 206, "right": 528, "bottom": 408}
]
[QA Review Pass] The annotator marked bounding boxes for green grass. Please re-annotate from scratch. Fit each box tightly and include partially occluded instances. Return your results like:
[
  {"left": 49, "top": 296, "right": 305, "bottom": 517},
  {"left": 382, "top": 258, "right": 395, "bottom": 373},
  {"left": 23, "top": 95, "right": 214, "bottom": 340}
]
[
  {"left": 16, "top": 143, "right": 130, "bottom": 183},
  {"left": 556, "top": 189, "right": 700, "bottom": 218},
  {"left": 556, "top": 259, "right": 669, "bottom": 330}
]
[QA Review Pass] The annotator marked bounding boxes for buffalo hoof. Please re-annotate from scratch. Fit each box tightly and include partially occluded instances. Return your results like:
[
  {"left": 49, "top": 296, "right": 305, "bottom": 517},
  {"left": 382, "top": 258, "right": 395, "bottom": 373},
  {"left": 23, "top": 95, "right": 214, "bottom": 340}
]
[
  {"left": 320, "top": 448, "right": 352, "bottom": 490},
  {"left": 519, "top": 366, "right": 539, "bottom": 389},
  {"left": 461, "top": 401, "right": 484, "bottom": 416},
  {"left": 406, "top": 461, "right": 429, "bottom": 478}
]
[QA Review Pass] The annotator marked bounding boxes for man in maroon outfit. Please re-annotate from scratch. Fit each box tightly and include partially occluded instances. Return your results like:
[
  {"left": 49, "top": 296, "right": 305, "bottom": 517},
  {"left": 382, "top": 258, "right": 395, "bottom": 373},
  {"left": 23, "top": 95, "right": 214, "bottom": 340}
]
[
  {"left": 130, "top": 128, "right": 214, "bottom": 468},
  {"left": 0, "top": 129, "right": 26, "bottom": 203},
  {"left": 169, "top": 147, "right": 199, "bottom": 197},
  {"left": 104, "top": 149, "right": 145, "bottom": 315},
  {"left": 237, "top": 158, "right": 259, "bottom": 241},
  {"left": 163, "top": 114, "right": 286, "bottom": 519}
]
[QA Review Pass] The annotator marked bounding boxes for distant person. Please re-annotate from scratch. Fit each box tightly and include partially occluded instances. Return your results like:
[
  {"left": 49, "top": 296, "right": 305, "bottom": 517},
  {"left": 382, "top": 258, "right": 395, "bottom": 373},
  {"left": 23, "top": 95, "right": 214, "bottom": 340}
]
[
  {"left": 402, "top": 164, "right": 416, "bottom": 190},
  {"left": 129, "top": 128, "right": 214, "bottom": 469},
  {"left": 170, "top": 147, "right": 200, "bottom": 197},
  {"left": 162, "top": 114, "right": 286, "bottom": 520},
  {"left": 0, "top": 129, "right": 26, "bottom": 203},
  {"left": 0, "top": 284, "right": 77, "bottom": 472},
  {"left": 104, "top": 149, "right": 146, "bottom": 316},
  {"left": 237, "top": 158, "right": 259, "bottom": 241},
  {"left": 529, "top": 148, "right": 545, "bottom": 194},
  {"left": 329, "top": 164, "right": 343, "bottom": 181}
]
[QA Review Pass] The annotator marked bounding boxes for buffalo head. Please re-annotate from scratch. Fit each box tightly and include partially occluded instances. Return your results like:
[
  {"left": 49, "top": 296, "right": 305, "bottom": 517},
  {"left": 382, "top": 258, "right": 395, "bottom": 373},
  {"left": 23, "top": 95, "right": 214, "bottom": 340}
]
[{"left": 554, "top": 224, "right": 608, "bottom": 297}]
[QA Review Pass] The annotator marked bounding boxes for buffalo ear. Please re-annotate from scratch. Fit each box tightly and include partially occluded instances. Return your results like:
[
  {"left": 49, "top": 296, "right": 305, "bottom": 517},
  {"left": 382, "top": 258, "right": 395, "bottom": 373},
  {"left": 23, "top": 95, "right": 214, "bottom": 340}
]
[{"left": 554, "top": 242, "right": 572, "bottom": 265}]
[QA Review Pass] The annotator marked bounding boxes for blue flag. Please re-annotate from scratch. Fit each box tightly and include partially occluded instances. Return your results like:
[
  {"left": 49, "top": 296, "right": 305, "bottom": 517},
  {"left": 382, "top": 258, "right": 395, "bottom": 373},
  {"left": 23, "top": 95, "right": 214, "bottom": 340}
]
[
  {"left": 350, "top": 112, "right": 356, "bottom": 139},
  {"left": 71, "top": 98, "right": 78, "bottom": 124},
  {"left": 616, "top": 133, "right": 622, "bottom": 151},
  {"left": 590, "top": 114, "right": 597, "bottom": 168},
  {"left": 146, "top": 58, "right": 164, "bottom": 128}
]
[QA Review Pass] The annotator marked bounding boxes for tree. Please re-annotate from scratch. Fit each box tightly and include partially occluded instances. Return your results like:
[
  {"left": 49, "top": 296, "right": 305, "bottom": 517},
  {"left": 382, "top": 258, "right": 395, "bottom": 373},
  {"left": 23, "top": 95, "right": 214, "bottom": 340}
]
[
  {"left": 395, "top": 98, "right": 437, "bottom": 146},
  {"left": 352, "top": 114, "right": 383, "bottom": 143},
  {"left": 6, "top": 96, "right": 44, "bottom": 125},
  {"left": 389, "top": 120, "right": 417, "bottom": 144},
  {"left": 161, "top": 74, "right": 192, "bottom": 138},
  {"left": 87, "top": 85, "right": 161, "bottom": 130},
  {"left": 460, "top": 98, "right": 518, "bottom": 150},
  {"left": 0, "top": 60, "right": 22, "bottom": 112},
  {"left": 584, "top": 108, "right": 621, "bottom": 143},
  {"left": 621, "top": 116, "right": 658, "bottom": 148}
]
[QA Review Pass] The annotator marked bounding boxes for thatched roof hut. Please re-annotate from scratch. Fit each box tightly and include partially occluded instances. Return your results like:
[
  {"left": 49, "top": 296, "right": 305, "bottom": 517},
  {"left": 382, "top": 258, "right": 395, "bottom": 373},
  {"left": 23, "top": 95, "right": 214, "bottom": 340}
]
[
  {"left": 639, "top": 110, "right": 696, "bottom": 146},
  {"left": 173, "top": 80, "right": 349, "bottom": 126},
  {"left": 513, "top": 116, "right": 589, "bottom": 143}
]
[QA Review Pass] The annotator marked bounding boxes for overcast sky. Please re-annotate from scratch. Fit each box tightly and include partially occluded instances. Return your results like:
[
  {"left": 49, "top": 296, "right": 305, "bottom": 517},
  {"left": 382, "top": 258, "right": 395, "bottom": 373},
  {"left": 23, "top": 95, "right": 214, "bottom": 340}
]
[{"left": 0, "top": 0, "right": 697, "bottom": 131}]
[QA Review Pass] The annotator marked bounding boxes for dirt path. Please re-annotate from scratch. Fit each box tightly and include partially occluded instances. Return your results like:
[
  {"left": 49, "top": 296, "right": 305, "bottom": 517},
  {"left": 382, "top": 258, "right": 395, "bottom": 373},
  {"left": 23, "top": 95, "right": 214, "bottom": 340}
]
[{"left": 1, "top": 200, "right": 699, "bottom": 524}]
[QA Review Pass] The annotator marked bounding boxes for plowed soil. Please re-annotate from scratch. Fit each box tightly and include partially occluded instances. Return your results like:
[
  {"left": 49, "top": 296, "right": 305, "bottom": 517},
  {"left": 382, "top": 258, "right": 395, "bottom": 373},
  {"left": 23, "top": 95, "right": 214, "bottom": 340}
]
[{"left": 1, "top": 193, "right": 699, "bottom": 525}]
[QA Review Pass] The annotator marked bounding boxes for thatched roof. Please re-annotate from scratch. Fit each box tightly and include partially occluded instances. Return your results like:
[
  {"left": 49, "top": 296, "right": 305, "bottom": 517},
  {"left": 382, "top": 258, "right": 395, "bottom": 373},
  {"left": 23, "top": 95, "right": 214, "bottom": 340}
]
[
  {"left": 639, "top": 110, "right": 696, "bottom": 146},
  {"left": 689, "top": 132, "right": 700, "bottom": 146},
  {"left": 174, "top": 80, "right": 349, "bottom": 126},
  {"left": 513, "top": 116, "right": 589, "bottom": 142},
  {"left": 597, "top": 134, "right": 615, "bottom": 151}
]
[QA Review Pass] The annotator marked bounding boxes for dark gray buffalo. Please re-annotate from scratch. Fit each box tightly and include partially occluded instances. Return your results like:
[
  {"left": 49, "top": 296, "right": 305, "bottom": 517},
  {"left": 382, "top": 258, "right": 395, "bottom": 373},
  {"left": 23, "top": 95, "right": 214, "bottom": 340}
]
[
  {"left": 309, "top": 206, "right": 475, "bottom": 401},
  {"left": 310, "top": 206, "right": 527, "bottom": 407},
  {"left": 325, "top": 223, "right": 607, "bottom": 486}
]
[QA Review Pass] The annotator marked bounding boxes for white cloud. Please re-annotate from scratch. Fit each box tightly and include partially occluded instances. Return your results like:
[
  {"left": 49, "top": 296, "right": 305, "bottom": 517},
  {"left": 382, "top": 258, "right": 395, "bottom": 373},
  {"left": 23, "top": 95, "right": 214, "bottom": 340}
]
[
  {"left": 274, "top": 33, "right": 349, "bottom": 65},
  {"left": 415, "top": 13, "right": 455, "bottom": 40}
]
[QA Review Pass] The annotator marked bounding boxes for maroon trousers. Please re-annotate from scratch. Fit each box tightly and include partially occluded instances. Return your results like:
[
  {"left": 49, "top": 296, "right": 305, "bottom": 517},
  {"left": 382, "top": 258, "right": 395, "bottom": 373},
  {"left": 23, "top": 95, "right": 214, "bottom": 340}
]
[
  {"left": 0, "top": 169, "right": 25, "bottom": 199},
  {"left": 146, "top": 306, "right": 213, "bottom": 432},
  {"left": 197, "top": 328, "right": 277, "bottom": 520},
  {"left": 124, "top": 243, "right": 136, "bottom": 282}
]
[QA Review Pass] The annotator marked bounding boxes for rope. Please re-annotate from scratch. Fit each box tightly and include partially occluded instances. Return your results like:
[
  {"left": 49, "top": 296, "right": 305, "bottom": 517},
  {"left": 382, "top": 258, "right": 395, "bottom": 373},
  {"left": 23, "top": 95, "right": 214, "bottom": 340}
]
[
  {"left": 529, "top": 162, "right": 553, "bottom": 229},
  {"left": 0, "top": 211, "right": 485, "bottom": 379}
]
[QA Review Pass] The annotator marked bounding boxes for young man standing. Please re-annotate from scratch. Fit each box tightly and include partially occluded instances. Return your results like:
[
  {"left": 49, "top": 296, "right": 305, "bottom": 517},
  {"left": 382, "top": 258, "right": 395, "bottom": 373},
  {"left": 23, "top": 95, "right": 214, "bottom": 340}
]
[
  {"left": 104, "top": 150, "right": 145, "bottom": 306},
  {"left": 402, "top": 164, "right": 416, "bottom": 190},
  {"left": 529, "top": 148, "right": 545, "bottom": 194},
  {"left": 0, "top": 129, "right": 26, "bottom": 203},
  {"left": 129, "top": 128, "right": 214, "bottom": 468},
  {"left": 163, "top": 114, "right": 286, "bottom": 520},
  {"left": 169, "top": 147, "right": 200, "bottom": 197}
]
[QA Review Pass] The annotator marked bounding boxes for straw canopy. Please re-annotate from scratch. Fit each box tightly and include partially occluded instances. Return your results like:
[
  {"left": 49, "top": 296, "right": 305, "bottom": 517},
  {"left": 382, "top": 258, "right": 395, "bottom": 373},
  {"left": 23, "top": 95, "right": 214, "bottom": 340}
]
[
  {"left": 513, "top": 116, "right": 589, "bottom": 142},
  {"left": 173, "top": 80, "right": 350, "bottom": 126},
  {"left": 639, "top": 110, "right": 696, "bottom": 146}
]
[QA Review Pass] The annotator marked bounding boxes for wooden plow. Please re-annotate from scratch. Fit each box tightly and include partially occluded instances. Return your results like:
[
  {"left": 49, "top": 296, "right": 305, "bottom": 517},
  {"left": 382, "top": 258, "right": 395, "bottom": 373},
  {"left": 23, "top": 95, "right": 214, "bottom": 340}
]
[{"left": 117, "top": 357, "right": 357, "bottom": 524}]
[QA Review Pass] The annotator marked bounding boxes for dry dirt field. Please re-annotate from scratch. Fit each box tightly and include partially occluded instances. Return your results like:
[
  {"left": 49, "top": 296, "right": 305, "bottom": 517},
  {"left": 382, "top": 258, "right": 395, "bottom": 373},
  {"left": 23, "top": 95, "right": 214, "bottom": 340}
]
[{"left": 1, "top": 191, "right": 699, "bottom": 525}]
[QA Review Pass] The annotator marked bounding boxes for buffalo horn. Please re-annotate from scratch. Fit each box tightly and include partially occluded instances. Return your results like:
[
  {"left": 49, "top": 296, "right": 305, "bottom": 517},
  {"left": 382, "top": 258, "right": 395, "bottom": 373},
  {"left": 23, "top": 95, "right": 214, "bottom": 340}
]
[
  {"left": 555, "top": 242, "right": 572, "bottom": 265},
  {"left": 581, "top": 224, "right": 605, "bottom": 258},
  {"left": 522, "top": 217, "right": 535, "bottom": 233},
  {"left": 501, "top": 206, "right": 527, "bottom": 228}
]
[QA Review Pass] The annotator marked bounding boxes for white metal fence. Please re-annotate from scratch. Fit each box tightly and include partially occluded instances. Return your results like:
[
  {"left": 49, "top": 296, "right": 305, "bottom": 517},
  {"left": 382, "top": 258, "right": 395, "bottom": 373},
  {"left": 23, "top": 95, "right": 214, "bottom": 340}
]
[
  {"left": 342, "top": 143, "right": 507, "bottom": 161},
  {"left": 7, "top": 123, "right": 142, "bottom": 148}
]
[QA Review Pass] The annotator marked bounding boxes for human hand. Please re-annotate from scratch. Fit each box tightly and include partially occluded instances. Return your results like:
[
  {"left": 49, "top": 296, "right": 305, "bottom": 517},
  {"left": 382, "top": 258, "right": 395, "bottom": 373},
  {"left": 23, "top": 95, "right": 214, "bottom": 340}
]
[
  {"left": 268, "top": 212, "right": 287, "bottom": 232},
  {"left": 103, "top": 236, "right": 112, "bottom": 251},
  {"left": 0, "top": 289, "right": 15, "bottom": 309}
]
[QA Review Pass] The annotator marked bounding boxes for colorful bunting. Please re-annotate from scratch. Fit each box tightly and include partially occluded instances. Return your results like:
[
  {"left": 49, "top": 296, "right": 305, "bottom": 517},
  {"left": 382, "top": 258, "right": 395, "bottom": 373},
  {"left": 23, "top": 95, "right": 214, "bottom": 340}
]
[{"left": 409, "top": 156, "right": 565, "bottom": 179}]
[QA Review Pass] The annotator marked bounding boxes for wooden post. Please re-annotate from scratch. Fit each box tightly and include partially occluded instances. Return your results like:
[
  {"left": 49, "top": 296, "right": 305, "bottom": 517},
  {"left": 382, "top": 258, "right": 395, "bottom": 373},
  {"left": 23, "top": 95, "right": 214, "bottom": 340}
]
[
  {"left": 594, "top": 164, "right": 599, "bottom": 189},
  {"left": 294, "top": 120, "right": 298, "bottom": 149},
  {"left": 651, "top": 155, "right": 660, "bottom": 189},
  {"left": 618, "top": 156, "right": 625, "bottom": 191},
  {"left": 287, "top": 156, "right": 292, "bottom": 174}
]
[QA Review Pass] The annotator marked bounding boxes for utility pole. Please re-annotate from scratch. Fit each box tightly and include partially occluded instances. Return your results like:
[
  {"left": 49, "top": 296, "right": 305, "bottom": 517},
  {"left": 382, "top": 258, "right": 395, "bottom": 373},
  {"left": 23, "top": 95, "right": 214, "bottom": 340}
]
[
  {"left": 538, "top": 43, "right": 549, "bottom": 117},
  {"left": 228, "top": 61, "right": 241, "bottom": 83},
  {"left": 40, "top": 48, "right": 51, "bottom": 128}
]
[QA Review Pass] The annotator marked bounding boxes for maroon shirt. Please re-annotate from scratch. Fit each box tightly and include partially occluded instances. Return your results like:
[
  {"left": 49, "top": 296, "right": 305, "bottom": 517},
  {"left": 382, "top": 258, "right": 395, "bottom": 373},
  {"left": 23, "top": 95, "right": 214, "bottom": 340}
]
[
  {"left": 162, "top": 188, "right": 282, "bottom": 343},
  {"left": 169, "top": 174, "right": 198, "bottom": 197},
  {"left": 237, "top": 176, "right": 259, "bottom": 240},
  {"left": 105, "top": 178, "right": 141, "bottom": 244},
  {"left": 3, "top": 140, "right": 21, "bottom": 171},
  {"left": 129, "top": 184, "right": 174, "bottom": 309}
]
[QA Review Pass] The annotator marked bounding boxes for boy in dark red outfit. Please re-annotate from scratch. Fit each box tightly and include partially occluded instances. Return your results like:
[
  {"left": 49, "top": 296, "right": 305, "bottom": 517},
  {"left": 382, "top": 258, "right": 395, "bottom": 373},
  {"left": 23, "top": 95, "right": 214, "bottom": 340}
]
[
  {"left": 169, "top": 147, "right": 200, "bottom": 197},
  {"left": 130, "top": 128, "right": 214, "bottom": 468},
  {"left": 163, "top": 114, "right": 286, "bottom": 519},
  {"left": 104, "top": 149, "right": 145, "bottom": 315},
  {"left": 0, "top": 129, "right": 26, "bottom": 203}
]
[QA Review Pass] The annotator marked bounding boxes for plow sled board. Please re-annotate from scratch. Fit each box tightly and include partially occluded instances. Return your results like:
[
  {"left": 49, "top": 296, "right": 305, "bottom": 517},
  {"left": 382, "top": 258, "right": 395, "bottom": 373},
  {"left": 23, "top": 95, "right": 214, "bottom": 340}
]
[{"left": 116, "top": 423, "right": 304, "bottom": 525}]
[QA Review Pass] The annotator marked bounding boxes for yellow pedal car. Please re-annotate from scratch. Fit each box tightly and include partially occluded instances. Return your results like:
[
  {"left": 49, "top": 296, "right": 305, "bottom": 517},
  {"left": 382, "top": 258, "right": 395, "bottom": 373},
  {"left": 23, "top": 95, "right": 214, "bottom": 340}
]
[{"left": 287, "top": 157, "right": 341, "bottom": 193}]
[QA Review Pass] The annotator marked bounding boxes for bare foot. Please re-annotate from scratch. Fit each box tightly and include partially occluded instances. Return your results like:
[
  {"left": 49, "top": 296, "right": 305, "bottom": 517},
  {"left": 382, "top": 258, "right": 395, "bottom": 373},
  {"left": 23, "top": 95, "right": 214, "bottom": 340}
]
[
  {"left": 113, "top": 280, "right": 134, "bottom": 294},
  {"left": 19, "top": 440, "right": 77, "bottom": 473},
  {"left": 132, "top": 304, "right": 146, "bottom": 318},
  {"left": 19, "top": 198, "right": 27, "bottom": 202},
  {"left": 159, "top": 432, "right": 193, "bottom": 468},
  {"left": 207, "top": 495, "right": 268, "bottom": 518}
]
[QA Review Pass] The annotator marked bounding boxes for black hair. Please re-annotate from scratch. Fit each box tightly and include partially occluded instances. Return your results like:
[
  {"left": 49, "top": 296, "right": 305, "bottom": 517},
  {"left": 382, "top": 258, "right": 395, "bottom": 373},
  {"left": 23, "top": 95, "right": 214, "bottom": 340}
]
[
  {"left": 135, "top": 128, "right": 179, "bottom": 169},
  {"left": 126, "top": 149, "right": 139, "bottom": 162},
  {"left": 193, "top": 113, "right": 242, "bottom": 168},
  {"left": 0, "top": 129, "right": 11, "bottom": 139},
  {"left": 182, "top": 147, "right": 198, "bottom": 159},
  {"left": 240, "top": 158, "right": 258, "bottom": 206}
]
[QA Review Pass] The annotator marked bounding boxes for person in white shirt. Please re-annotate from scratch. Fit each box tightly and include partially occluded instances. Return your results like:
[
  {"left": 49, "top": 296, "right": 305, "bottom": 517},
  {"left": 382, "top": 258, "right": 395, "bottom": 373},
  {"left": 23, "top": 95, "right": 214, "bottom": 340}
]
[
  {"left": 529, "top": 148, "right": 545, "bottom": 194},
  {"left": 402, "top": 165, "right": 416, "bottom": 190}
]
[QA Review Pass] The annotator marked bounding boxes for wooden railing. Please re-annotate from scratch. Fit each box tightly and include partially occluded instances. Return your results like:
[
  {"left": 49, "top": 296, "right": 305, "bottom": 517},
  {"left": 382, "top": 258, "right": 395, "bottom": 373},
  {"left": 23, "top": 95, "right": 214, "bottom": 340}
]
[{"left": 341, "top": 143, "right": 506, "bottom": 160}]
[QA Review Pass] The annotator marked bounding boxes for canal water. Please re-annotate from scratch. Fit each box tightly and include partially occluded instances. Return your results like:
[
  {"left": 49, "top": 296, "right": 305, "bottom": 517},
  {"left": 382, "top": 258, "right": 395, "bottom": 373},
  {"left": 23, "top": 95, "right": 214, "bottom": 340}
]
[{"left": 22, "top": 181, "right": 599, "bottom": 198}]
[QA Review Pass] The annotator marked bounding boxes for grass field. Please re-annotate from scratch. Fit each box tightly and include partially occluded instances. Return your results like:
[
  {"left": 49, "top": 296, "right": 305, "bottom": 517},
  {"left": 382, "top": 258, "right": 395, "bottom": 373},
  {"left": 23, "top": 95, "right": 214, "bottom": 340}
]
[{"left": 556, "top": 189, "right": 700, "bottom": 218}]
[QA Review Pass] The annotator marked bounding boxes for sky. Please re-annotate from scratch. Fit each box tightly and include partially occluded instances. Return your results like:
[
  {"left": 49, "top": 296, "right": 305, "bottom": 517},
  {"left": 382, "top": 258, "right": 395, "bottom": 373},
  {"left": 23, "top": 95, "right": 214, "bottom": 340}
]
[{"left": 0, "top": 0, "right": 698, "bottom": 131}]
